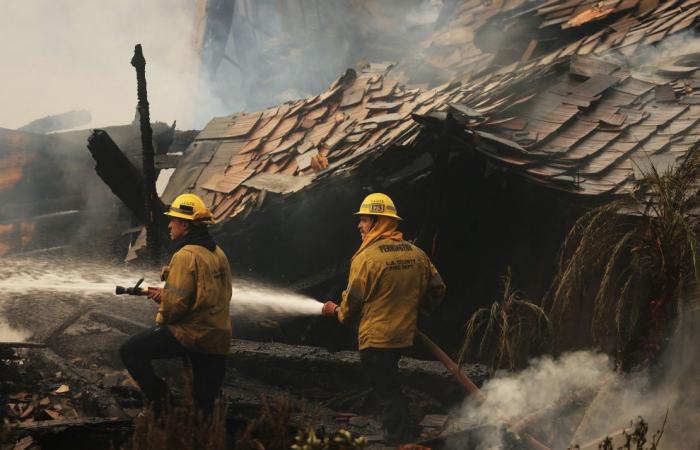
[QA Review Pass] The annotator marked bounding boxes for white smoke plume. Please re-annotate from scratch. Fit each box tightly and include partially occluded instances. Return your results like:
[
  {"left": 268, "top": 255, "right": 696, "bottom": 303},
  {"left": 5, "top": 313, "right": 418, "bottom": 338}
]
[
  {"left": 0, "top": 1, "right": 444, "bottom": 133},
  {"left": 457, "top": 308, "right": 700, "bottom": 449},
  {"left": 461, "top": 351, "right": 613, "bottom": 425},
  {"left": 0, "top": 1, "right": 227, "bottom": 131},
  {"left": 628, "top": 30, "right": 700, "bottom": 71},
  {"left": 593, "top": 30, "right": 700, "bottom": 82}
]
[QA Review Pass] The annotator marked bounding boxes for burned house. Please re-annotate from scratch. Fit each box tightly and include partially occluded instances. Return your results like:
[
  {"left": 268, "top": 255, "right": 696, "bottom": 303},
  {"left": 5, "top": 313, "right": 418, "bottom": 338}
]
[
  {"left": 3, "top": 1, "right": 700, "bottom": 448},
  {"left": 115, "top": 0, "right": 700, "bottom": 354}
]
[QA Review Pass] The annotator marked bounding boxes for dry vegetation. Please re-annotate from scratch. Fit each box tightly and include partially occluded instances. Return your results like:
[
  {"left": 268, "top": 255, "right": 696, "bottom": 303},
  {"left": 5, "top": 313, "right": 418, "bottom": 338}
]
[
  {"left": 461, "top": 147, "right": 700, "bottom": 370},
  {"left": 545, "top": 148, "right": 700, "bottom": 366},
  {"left": 129, "top": 390, "right": 370, "bottom": 450},
  {"left": 568, "top": 415, "right": 667, "bottom": 450},
  {"left": 130, "top": 398, "right": 228, "bottom": 450},
  {"left": 234, "top": 395, "right": 294, "bottom": 450},
  {"left": 458, "top": 268, "right": 551, "bottom": 371}
]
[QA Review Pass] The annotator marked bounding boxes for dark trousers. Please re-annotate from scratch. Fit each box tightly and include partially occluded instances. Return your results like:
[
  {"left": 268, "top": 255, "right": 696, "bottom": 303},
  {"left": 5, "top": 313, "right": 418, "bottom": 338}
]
[
  {"left": 119, "top": 326, "right": 226, "bottom": 416},
  {"left": 359, "top": 347, "right": 411, "bottom": 441}
]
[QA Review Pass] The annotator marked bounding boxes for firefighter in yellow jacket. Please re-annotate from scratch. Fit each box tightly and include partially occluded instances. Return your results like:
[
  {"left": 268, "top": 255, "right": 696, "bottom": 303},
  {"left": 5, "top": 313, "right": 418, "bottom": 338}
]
[
  {"left": 120, "top": 193, "right": 233, "bottom": 416},
  {"left": 322, "top": 193, "right": 446, "bottom": 442}
]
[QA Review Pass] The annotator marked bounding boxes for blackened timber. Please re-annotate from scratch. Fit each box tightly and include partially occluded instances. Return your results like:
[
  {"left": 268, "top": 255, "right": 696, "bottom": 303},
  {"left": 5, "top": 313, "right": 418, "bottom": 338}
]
[
  {"left": 227, "top": 339, "right": 489, "bottom": 405},
  {"left": 87, "top": 130, "right": 149, "bottom": 221},
  {"left": 131, "top": 44, "right": 161, "bottom": 264},
  {"left": 11, "top": 417, "right": 130, "bottom": 433},
  {"left": 0, "top": 342, "right": 46, "bottom": 349}
]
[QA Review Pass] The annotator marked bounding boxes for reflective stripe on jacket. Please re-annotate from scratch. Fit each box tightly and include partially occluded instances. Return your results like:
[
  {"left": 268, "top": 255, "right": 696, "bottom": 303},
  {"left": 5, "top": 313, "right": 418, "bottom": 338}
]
[
  {"left": 338, "top": 238, "right": 446, "bottom": 350},
  {"left": 156, "top": 244, "right": 233, "bottom": 354}
]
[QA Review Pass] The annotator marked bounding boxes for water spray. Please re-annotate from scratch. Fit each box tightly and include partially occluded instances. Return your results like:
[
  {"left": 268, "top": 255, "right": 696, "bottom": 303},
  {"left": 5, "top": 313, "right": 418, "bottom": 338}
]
[{"left": 0, "top": 258, "right": 321, "bottom": 318}]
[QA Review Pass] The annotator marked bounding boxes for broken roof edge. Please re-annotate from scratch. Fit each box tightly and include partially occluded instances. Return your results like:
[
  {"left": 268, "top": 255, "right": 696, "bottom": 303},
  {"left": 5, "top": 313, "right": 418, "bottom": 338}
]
[
  {"left": 194, "top": 63, "right": 403, "bottom": 143},
  {"left": 164, "top": 0, "right": 700, "bottom": 228}
]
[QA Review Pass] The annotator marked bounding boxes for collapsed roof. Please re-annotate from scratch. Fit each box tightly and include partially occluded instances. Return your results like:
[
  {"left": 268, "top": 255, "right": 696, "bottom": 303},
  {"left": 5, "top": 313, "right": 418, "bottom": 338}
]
[{"left": 161, "top": 0, "right": 700, "bottom": 225}]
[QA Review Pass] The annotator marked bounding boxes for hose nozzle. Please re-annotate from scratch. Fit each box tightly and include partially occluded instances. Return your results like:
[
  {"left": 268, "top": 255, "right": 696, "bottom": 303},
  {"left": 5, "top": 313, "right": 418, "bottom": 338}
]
[{"left": 115, "top": 278, "right": 146, "bottom": 296}]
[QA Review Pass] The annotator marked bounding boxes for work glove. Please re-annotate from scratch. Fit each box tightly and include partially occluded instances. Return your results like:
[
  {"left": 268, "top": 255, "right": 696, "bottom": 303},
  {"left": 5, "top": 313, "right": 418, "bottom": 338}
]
[
  {"left": 321, "top": 301, "right": 339, "bottom": 317},
  {"left": 147, "top": 287, "right": 162, "bottom": 304}
]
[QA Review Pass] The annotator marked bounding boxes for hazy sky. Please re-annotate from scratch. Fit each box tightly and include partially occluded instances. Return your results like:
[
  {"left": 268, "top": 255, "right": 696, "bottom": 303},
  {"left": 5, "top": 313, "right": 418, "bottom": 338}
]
[{"left": 0, "top": 1, "right": 221, "bottom": 131}]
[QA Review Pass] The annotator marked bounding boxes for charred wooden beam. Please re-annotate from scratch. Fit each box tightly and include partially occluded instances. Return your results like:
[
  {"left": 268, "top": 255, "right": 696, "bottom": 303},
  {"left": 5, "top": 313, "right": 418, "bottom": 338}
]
[
  {"left": 131, "top": 44, "right": 161, "bottom": 264},
  {"left": 0, "top": 342, "right": 46, "bottom": 349},
  {"left": 87, "top": 130, "right": 149, "bottom": 222},
  {"left": 11, "top": 416, "right": 130, "bottom": 433},
  {"left": 154, "top": 154, "right": 181, "bottom": 169}
]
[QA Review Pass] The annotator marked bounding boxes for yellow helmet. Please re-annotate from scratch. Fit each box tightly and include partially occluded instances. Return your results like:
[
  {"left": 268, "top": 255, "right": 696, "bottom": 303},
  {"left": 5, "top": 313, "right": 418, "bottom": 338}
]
[
  {"left": 354, "top": 193, "right": 401, "bottom": 220},
  {"left": 164, "top": 193, "right": 214, "bottom": 224}
]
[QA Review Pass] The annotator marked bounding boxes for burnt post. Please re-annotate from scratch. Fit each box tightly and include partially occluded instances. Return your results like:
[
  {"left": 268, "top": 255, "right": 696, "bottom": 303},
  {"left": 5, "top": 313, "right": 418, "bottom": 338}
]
[{"left": 131, "top": 44, "right": 161, "bottom": 264}]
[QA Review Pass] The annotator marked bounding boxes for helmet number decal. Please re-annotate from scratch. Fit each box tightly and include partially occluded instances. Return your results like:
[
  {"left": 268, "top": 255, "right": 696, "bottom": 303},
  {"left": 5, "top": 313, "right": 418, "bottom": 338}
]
[{"left": 369, "top": 203, "right": 385, "bottom": 213}]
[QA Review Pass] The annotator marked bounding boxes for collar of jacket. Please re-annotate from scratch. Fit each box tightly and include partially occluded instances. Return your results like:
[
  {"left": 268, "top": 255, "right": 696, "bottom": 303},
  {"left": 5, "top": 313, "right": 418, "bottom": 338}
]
[
  {"left": 352, "top": 216, "right": 403, "bottom": 260},
  {"left": 175, "top": 225, "right": 217, "bottom": 252}
]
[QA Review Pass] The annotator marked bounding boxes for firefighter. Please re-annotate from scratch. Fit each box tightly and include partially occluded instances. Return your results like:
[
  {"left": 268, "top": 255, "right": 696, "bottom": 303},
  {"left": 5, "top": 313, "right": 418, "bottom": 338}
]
[
  {"left": 321, "top": 193, "right": 446, "bottom": 442},
  {"left": 119, "top": 193, "right": 233, "bottom": 417}
]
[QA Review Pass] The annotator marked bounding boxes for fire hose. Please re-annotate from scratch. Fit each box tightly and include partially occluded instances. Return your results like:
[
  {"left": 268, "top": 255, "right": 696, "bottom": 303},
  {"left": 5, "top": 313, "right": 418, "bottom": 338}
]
[{"left": 415, "top": 330, "right": 552, "bottom": 450}]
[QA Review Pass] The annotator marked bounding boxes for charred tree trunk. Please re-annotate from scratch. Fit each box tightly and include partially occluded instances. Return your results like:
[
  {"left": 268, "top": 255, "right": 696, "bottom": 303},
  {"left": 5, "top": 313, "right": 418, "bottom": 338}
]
[{"left": 131, "top": 44, "right": 161, "bottom": 264}]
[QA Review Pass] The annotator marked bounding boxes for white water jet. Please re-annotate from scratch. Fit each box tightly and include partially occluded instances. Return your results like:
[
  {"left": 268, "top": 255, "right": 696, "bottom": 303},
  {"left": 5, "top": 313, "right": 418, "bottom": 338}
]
[
  {"left": 230, "top": 281, "right": 322, "bottom": 317},
  {"left": 0, "top": 258, "right": 322, "bottom": 317},
  {"left": 0, "top": 259, "right": 155, "bottom": 297}
]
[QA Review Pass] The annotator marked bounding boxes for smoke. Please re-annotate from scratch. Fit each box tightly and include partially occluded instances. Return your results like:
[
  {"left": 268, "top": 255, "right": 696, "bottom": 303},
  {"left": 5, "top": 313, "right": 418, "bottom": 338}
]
[
  {"left": 593, "top": 30, "right": 700, "bottom": 80},
  {"left": 457, "top": 309, "right": 700, "bottom": 449},
  {"left": 628, "top": 30, "right": 700, "bottom": 71},
  {"left": 205, "top": 0, "right": 443, "bottom": 113},
  {"left": 462, "top": 351, "right": 613, "bottom": 425},
  {"left": 0, "top": 0, "right": 226, "bottom": 131},
  {"left": 0, "top": 1, "right": 445, "bottom": 132}
]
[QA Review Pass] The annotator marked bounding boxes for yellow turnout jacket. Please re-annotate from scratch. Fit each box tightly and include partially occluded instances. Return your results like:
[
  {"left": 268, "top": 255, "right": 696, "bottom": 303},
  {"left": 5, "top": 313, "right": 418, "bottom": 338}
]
[
  {"left": 338, "top": 237, "right": 446, "bottom": 350},
  {"left": 156, "top": 244, "right": 233, "bottom": 354}
]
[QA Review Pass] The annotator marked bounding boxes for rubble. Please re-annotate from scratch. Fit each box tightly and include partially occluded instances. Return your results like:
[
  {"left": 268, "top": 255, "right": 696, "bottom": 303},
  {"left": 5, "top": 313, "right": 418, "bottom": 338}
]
[{"left": 0, "top": 345, "right": 131, "bottom": 448}]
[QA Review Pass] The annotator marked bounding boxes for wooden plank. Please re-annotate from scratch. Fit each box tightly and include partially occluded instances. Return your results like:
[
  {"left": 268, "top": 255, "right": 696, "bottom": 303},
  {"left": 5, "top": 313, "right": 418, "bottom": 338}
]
[
  {"left": 196, "top": 116, "right": 235, "bottom": 140},
  {"left": 221, "top": 112, "right": 262, "bottom": 139},
  {"left": 521, "top": 40, "right": 539, "bottom": 62},
  {"left": 202, "top": 168, "right": 255, "bottom": 194}
]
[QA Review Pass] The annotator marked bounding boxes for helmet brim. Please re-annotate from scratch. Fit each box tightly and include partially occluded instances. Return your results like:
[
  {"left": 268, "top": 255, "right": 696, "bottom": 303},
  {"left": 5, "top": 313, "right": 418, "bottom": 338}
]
[
  {"left": 164, "top": 211, "right": 194, "bottom": 221},
  {"left": 353, "top": 211, "right": 402, "bottom": 220}
]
